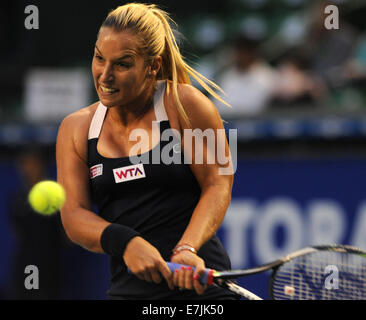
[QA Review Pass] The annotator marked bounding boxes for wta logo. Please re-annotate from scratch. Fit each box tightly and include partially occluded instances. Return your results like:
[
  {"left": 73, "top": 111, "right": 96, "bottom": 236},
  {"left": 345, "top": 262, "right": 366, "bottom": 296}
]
[{"left": 113, "top": 164, "right": 146, "bottom": 183}]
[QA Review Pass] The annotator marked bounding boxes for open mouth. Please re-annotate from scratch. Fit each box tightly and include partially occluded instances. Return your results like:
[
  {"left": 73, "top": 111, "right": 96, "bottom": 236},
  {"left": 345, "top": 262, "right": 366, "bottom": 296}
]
[{"left": 99, "top": 85, "right": 119, "bottom": 94}]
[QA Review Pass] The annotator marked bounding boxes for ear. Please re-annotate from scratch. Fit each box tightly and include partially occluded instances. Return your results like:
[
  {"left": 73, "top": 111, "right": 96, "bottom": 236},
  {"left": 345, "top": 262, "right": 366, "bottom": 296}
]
[{"left": 149, "top": 56, "right": 162, "bottom": 76}]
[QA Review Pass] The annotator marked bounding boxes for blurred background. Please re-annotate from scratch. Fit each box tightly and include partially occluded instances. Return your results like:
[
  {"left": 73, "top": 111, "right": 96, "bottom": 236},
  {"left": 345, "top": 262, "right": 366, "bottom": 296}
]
[{"left": 1, "top": 0, "right": 366, "bottom": 299}]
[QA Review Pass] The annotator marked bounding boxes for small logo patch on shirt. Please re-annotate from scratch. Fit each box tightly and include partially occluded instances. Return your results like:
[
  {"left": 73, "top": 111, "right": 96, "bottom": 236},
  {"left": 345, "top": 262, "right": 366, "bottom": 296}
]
[
  {"left": 113, "top": 163, "right": 146, "bottom": 183},
  {"left": 90, "top": 164, "right": 103, "bottom": 179}
]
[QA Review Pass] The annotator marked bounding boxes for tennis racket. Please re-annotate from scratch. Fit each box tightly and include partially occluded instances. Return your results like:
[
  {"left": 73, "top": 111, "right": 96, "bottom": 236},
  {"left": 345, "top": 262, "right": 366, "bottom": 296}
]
[{"left": 168, "top": 244, "right": 366, "bottom": 300}]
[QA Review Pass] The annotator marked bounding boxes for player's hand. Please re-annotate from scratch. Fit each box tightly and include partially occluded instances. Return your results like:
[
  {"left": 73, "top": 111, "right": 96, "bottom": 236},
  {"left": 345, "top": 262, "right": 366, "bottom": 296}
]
[
  {"left": 170, "top": 250, "right": 207, "bottom": 295},
  {"left": 123, "top": 236, "right": 174, "bottom": 290}
]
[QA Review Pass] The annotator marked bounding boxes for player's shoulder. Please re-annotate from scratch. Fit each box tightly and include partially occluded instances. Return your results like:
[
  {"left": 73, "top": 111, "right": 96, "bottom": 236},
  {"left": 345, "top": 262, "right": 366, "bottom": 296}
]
[
  {"left": 167, "top": 82, "right": 221, "bottom": 129},
  {"left": 58, "top": 101, "right": 99, "bottom": 135},
  {"left": 176, "top": 83, "right": 211, "bottom": 108},
  {"left": 60, "top": 102, "right": 99, "bottom": 127}
]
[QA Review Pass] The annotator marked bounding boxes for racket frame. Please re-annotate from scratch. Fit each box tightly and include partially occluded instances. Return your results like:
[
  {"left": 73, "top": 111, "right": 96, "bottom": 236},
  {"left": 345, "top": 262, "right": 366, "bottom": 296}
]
[
  {"left": 210, "top": 244, "right": 366, "bottom": 300},
  {"left": 268, "top": 244, "right": 366, "bottom": 300}
]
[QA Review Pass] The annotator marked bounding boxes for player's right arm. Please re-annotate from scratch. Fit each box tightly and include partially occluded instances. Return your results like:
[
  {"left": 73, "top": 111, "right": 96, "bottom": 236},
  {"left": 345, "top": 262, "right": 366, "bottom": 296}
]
[
  {"left": 56, "top": 105, "right": 110, "bottom": 253},
  {"left": 56, "top": 106, "right": 173, "bottom": 287}
]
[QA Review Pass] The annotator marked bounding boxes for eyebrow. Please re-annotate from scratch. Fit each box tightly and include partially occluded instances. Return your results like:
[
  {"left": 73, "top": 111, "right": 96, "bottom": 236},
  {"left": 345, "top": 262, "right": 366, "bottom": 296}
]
[{"left": 94, "top": 45, "right": 136, "bottom": 60}]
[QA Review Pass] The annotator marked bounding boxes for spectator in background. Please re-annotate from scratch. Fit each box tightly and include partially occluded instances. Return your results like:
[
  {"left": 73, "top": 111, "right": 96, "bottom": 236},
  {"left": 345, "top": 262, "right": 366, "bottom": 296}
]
[
  {"left": 332, "top": 32, "right": 366, "bottom": 87},
  {"left": 272, "top": 0, "right": 361, "bottom": 107},
  {"left": 271, "top": 49, "right": 326, "bottom": 107},
  {"left": 7, "top": 148, "right": 66, "bottom": 299},
  {"left": 302, "top": 1, "right": 359, "bottom": 89},
  {"left": 215, "top": 35, "right": 277, "bottom": 118}
]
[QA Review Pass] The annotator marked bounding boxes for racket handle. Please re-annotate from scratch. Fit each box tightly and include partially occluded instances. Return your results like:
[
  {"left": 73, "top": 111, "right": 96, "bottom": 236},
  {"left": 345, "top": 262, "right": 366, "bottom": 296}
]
[
  {"left": 127, "top": 263, "right": 215, "bottom": 285},
  {"left": 166, "top": 262, "right": 215, "bottom": 285}
]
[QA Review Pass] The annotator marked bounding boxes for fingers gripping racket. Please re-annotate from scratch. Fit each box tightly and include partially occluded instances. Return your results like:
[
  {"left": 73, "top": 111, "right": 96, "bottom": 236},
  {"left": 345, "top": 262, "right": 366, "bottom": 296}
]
[
  {"left": 168, "top": 261, "right": 262, "bottom": 300},
  {"left": 169, "top": 245, "right": 366, "bottom": 300}
]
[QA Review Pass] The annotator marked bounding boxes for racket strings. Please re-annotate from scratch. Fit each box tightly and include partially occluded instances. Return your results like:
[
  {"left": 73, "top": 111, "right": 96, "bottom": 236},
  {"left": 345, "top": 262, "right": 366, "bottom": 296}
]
[{"left": 271, "top": 251, "right": 366, "bottom": 300}]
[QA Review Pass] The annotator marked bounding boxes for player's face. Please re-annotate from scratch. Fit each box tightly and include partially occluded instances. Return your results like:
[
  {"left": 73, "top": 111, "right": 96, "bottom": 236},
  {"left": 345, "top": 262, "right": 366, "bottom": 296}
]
[{"left": 92, "top": 28, "right": 151, "bottom": 108}]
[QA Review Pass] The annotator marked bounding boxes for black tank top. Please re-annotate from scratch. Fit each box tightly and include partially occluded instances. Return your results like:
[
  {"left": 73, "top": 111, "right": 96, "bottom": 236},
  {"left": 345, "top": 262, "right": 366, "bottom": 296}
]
[{"left": 87, "top": 81, "right": 237, "bottom": 299}]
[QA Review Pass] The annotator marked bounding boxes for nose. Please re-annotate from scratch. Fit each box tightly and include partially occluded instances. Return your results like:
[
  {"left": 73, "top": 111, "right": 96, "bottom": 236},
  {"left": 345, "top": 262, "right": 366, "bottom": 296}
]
[{"left": 100, "top": 63, "right": 115, "bottom": 83}]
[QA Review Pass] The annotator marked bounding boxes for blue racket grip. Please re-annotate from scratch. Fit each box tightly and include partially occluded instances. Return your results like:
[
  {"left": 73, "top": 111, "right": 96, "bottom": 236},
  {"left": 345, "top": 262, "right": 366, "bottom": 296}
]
[
  {"left": 127, "top": 263, "right": 215, "bottom": 285},
  {"left": 166, "top": 262, "right": 214, "bottom": 285}
]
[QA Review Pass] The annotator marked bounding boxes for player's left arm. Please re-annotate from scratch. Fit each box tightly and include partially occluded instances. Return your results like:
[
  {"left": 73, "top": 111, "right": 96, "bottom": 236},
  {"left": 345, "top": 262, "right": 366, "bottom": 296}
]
[
  {"left": 174, "top": 83, "right": 234, "bottom": 252},
  {"left": 168, "top": 83, "right": 234, "bottom": 294}
]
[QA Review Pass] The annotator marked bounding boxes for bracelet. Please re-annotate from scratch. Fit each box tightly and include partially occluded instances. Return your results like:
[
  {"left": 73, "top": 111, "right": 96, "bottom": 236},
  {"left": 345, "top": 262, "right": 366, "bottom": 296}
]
[{"left": 171, "top": 243, "right": 197, "bottom": 258}]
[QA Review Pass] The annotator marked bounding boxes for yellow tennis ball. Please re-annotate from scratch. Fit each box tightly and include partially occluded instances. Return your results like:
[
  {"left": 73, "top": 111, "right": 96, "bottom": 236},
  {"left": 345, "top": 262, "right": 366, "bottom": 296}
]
[{"left": 28, "top": 180, "right": 66, "bottom": 215}]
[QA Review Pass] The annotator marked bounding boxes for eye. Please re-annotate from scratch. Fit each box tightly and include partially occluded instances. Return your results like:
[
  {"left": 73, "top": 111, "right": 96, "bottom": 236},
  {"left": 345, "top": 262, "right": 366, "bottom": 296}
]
[
  {"left": 116, "top": 62, "right": 132, "bottom": 68},
  {"left": 95, "top": 54, "right": 103, "bottom": 61}
]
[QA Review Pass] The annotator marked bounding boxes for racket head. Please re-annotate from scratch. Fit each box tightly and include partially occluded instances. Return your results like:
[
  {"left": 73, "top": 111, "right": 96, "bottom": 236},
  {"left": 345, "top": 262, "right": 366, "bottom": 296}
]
[{"left": 269, "top": 244, "right": 366, "bottom": 300}]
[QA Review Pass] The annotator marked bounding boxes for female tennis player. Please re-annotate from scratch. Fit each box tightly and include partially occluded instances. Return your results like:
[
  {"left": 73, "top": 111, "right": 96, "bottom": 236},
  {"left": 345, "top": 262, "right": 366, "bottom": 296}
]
[{"left": 56, "top": 3, "right": 237, "bottom": 300}]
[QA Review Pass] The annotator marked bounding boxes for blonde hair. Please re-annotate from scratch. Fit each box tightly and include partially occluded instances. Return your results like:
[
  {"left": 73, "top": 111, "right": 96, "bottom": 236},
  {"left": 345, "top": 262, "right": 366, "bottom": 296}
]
[{"left": 100, "top": 3, "right": 229, "bottom": 127}]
